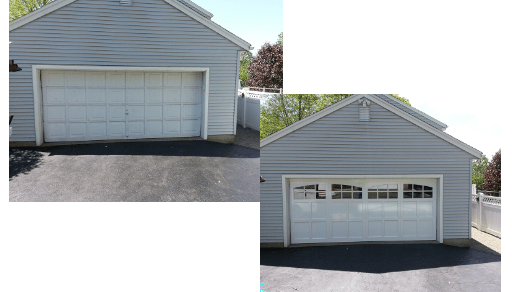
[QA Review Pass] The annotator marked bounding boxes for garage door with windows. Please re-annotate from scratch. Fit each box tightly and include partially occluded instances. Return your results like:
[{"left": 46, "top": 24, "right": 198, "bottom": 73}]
[
  {"left": 41, "top": 70, "right": 203, "bottom": 142},
  {"left": 290, "top": 178, "right": 437, "bottom": 244}
]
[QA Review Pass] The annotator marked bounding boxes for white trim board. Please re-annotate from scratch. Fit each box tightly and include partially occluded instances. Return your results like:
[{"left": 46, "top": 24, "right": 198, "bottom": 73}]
[
  {"left": 280, "top": 174, "right": 444, "bottom": 247},
  {"left": 9, "top": 0, "right": 251, "bottom": 51},
  {"left": 31, "top": 65, "right": 210, "bottom": 146},
  {"left": 260, "top": 94, "right": 483, "bottom": 158}
]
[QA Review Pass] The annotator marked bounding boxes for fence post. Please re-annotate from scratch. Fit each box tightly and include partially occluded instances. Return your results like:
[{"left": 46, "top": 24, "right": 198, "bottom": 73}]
[
  {"left": 478, "top": 193, "right": 482, "bottom": 231},
  {"left": 243, "top": 94, "right": 247, "bottom": 128}
]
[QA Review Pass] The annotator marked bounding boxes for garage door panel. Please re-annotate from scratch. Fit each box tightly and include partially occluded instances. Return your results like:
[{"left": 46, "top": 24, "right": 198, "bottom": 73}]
[
  {"left": 182, "top": 120, "right": 200, "bottom": 134},
  {"left": 312, "top": 203, "right": 327, "bottom": 219},
  {"left": 332, "top": 221, "right": 348, "bottom": 238},
  {"left": 145, "top": 73, "right": 163, "bottom": 87},
  {"left": 384, "top": 202, "right": 399, "bottom": 218},
  {"left": 419, "top": 220, "right": 433, "bottom": 236},
  {"left": 146, "top": 88, "right": 163, "bottom": 103},
  {"left": 368, "top": 221, "right": 383, "bottom": 238},
  {"left": 45, "top": 106, "right": 66, "bottom": 122},
  {"left": 69, "top": 123, "right": 87, "bottom": 137},
  {"left": 403, "top": 202, "right": 417, "bottom": 218},
  {"left": 348, "top": 221, "right": 364, "bottom": 238},
  {"left": 294, "top": 202, "right": 311, "bottom": 220},
  {"left": 67, "top": 89, "right": 86, "bottom": 104},
  {"left": 87, "top": 89, "right": 106, "bottom": 103},
  {"left": 163, "top": 88, "right": 181, "bottom": 103},
  {"left": 163, "top": 120, "right": 181, "bottom": 134},
  {"left": 349, "top": 202, "right": 364, "bottom": 218},
  {"left": 42, "top": 70, "right": 203, "bottom": 142},
  {"left": 128, "top": 121, "right": 144, "bottom": 135},
  {"left": 89, "top": 106, "right": 107, "bottom": 121},
  {"left": 45, "top": 88, "right": 66, "bottom": 104},
  {"left": 127, "top": 106, "right": 144, "bottom": 120},
  {"left": 418, "top": 202, "right": 434, "bottom": 218},
  {"left": 182, "top": 104, "right": 200, "bottom": 118},
  {"left": 146, "top": 106, "right": 163, "bottom": 120},
  {"left": 146, "top": 121, "right": 163, "bottom": 135},
  {"left": 164, "top": 105, "right": 181, "bottom": 119},
  {"left": 109, "top": 122, "right": 125, "bottom": 136},
  {"left": 331, "top": 202, "right": 348, "bottom": 219},
  {"left": 311, "top": 222, "right": 328, "bottom": 239},
  {"left": 127, "top": 73, "right": 145, "bottom": 87},
  {"left": 294, "top": 222, "right": 310, "bottom": 240},
  {"left": 107, "top": 89, "right": 125, "bottom": 104},
  {"left": 109, "top": 106, "right": 126, "bottom": 120},
  {"left": 290, "top": 179, "right": 437, "bottom": 244},
  {"left": 46, "top": 123, "right": 66, "bottom": 139},
  {"left": 384, "top": 220, "right": 399, "bottom": 237},
  {"left": 403, "top": 220, "right": 417, "bottom": 237},
  {"left": 107, "top": 72, "right": 126, "bottom": 87},
  {"left": 183, "top": 73, "right": 201, "bottom": 86},
  {"left": 164, "top": 73, "right": 181, "bottom": 86},
  {"left": 68, "top": 106, "right": 87, "bottom": 122},
  {"left": 86, "top": 72, "right": 106, "bottom": 87}
]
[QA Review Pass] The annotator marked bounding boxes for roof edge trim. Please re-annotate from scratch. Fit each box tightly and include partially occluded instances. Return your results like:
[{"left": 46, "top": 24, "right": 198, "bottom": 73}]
[
  {"left": 178, "top": 0, "right": 213, "bottom": 18},
  {"left": 9, "top": 0, "right": 77, "bottom": 31},
  {"left": 380, "top": 94, "right": 448, "bottom": 129}
]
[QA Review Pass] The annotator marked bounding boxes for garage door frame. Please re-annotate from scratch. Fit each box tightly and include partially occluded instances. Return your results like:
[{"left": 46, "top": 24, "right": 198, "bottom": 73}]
[
  {"left": 32, "top": 65, "right": 210, "bottom": 146},
  {"left": 280, "top": 174, "right": 444, "bottom": 247}
]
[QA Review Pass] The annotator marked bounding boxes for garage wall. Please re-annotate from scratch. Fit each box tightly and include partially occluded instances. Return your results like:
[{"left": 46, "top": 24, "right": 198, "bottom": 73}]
[
  {"left": 260, "top": 100, "right": 474, "bottom": 243},
  {"left": 9, "top": 0, "right": 243, "bottom": 141}
]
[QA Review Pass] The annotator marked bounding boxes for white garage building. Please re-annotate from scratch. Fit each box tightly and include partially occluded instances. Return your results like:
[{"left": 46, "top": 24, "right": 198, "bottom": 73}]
[
  {"left": 260, "top": 94, "right": 482, "bottom": 247},
  {"left": 9, "top": 0, "right": 251, "bottom": 146}
]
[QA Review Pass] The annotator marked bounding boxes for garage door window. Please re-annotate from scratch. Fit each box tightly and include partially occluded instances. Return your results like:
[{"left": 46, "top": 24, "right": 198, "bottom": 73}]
[
  {"left": 332, "top": 184, "right": 362, "bottom": 199},
  {"left": 294, "top": 184, "right": 326, "bottom": 200},
  {"left": 368, "top": 184, "right": 398, "bottom": 199},
  {"left": 403, "top": 184, "right": 433, "bottom": 199}
]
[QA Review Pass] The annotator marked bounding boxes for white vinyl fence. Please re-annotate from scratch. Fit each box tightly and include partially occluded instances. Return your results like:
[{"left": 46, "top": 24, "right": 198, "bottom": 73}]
[
  {"left": 472, "top": 189, "right": 501, "bottom": 238},
  {"left": 237, "top": 88, "right": 281, "bottom": 131}
]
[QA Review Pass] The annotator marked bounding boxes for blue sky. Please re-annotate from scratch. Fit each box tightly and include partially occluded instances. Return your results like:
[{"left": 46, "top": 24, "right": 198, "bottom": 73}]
[
  {"left": 399, "top": 93, "right": 501, "bottom": 160},
  {"left": 192, "top": 0, "right": 283, "bottom": 54}
]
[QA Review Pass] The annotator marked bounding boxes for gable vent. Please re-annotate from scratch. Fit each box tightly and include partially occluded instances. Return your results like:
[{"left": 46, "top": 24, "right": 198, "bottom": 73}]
[
  {"left": 120, "top": 0, "right": 132, "bottom": 5},
  {"left": 358, "top": 98, "right": 371, "bottom": 121}
]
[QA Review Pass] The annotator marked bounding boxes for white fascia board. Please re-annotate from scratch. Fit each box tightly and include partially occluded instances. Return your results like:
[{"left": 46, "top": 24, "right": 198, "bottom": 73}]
[
  {"left": 260, "top": 94, "right": 364, "bottom": 147},
  {"left": 178, "top": 0, "right": 213, "bottom": 18},
  {"left": 9, "top": 0, "right": 77, "bottom": 31},
  {"left": 165, "top": 0, "right": 251, "bottom": 50},
  {"left": 381, "top": 94, "right": 448, "bottom": 130},
  {"left": 261, "top": 94, "right": 482, "bottom": 158}
]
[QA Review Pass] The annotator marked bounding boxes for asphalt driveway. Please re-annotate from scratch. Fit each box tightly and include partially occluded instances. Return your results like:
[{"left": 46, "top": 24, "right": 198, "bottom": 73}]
[
  {"left": 10, "top": 126, "right": 259, "bottom": 202},
  {"left": 260, "top": 244, "right": 501, "bottom": 292}
]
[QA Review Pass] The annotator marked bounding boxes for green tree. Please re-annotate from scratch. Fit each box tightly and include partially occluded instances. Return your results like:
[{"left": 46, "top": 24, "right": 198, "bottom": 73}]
[
  {"left": 261, "top": 94, "right": 412, "bottom": 139},
  {"left": 277, "top": 32, "right": 283, "bottom": 46},
  {"left": 10, "top": 0, "right": 53, "bottom": 21},
  {"left": 239, "top": 51, "right": 252, "bottom": 87},
  {"left": 390, "top": 94, "right": 411, "bottom": 106},
  {"left": 472, "top": 156, "right": 488, "bottom": 190},
  {"left": 482, "top": 149, "right": 501, "bottom": 194}
]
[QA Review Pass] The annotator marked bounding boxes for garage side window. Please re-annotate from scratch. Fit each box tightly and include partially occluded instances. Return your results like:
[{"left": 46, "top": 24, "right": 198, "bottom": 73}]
[
  {"left": 403, "top": 184, "right": 433, "bottom": 199},
  {"left": 293, "top": 184, "right": 326, "bottom": 200},
  {"left": 368, "top": 184, "right": 398, "bottom": 199},
  {"left": 332, "top": 184, "right": 363, "bottom": 199}
]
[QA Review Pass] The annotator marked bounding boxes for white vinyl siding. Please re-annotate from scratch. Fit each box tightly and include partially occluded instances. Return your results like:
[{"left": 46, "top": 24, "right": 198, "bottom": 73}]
[
  {"left": 260, "top": 101, "right": 473, "bottom": 243},
  {"left": 9, "top": 0, "right": 242, "bottom": 142}
]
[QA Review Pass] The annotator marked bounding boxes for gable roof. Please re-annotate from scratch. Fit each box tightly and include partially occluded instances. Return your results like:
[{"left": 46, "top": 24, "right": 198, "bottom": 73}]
[
  {"left": 9, "top": 0, "right": 251, "bottom": 50},
  {"left": 376, "top": 94, "right": 448, "bottom": 131},
  {"left": 260, "top": 94, "right": 483, "bottom": 158}
]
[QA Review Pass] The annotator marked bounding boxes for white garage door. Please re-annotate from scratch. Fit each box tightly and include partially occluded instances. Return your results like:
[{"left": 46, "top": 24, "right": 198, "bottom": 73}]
[
  {"left": 290, "top": 178, "right": 437, "bottom": 244},
  {"left": 42, "top": 70, "right": 203, "bottom": 142}
]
